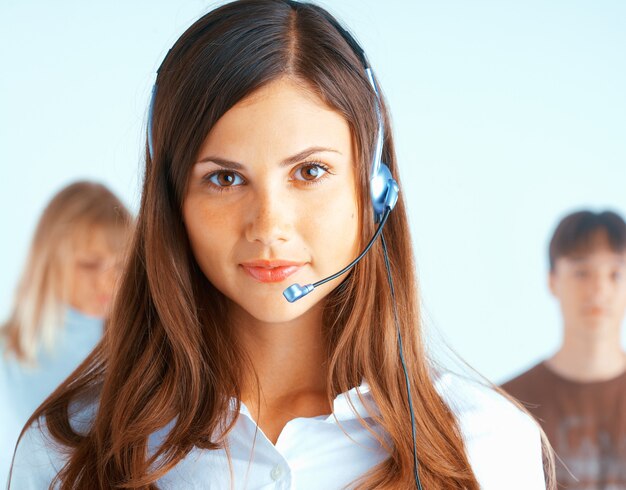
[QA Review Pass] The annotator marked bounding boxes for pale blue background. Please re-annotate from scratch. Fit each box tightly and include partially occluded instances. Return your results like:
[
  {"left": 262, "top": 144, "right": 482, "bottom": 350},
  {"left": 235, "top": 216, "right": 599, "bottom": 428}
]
[{"left": 1, "top": 0, "right": 625, "bottom": 383}]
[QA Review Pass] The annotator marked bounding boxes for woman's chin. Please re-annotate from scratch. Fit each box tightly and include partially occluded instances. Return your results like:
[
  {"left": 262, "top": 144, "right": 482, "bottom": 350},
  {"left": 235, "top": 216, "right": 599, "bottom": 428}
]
[{"left": 228, "top": 293, "right": 324, "bottom": 326}]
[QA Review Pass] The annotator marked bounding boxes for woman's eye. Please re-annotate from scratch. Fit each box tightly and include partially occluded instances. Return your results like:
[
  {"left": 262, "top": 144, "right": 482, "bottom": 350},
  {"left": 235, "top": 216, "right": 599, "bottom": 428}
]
[
  {"left": 208, "top": 171, "right": 244, "bottom": 187},
  {"left": 294, "top": 163, "right": 328, "bottom": 182}
]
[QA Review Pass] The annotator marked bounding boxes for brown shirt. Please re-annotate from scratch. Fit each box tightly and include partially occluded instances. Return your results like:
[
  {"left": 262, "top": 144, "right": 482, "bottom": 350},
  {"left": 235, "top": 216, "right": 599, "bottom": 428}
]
[{"left": 502, "top": 362, "right": 626, "bottom": 490}]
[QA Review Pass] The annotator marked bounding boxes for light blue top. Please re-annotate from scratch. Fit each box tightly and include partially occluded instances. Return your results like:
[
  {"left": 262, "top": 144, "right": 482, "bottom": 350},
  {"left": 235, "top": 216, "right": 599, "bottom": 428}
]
[{"left": 0, "top": 307, "right": 102, "bottom": 488}]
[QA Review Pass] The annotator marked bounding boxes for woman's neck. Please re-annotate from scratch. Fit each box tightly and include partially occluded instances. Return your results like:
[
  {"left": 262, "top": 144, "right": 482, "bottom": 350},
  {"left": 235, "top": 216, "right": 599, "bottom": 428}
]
[
  {"left": 232, "top": 302, "right": 328, "bottom": 394},
  {"left": 230, "top": 302, "right": 331, "bottom": 443}
]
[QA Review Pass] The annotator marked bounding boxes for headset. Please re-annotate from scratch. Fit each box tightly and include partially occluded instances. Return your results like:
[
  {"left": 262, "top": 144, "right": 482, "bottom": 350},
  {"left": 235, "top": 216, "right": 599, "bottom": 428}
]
[{"left": 147, "top": 3, "right": 423, "bottom": 488}]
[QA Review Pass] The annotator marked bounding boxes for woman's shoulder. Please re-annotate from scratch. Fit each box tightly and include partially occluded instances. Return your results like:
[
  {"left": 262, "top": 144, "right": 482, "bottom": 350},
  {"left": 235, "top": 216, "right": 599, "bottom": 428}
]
[
  {"left": 8, "top": 397, "right": 178, "bottom": 489},
  {"left": 9, "top": 398, "right": 97, "bottom": 489},
  {"left": 9, "top": 417, "right": 65, "bottom": 489},
  {"left": 435, "top": 370, "right": 535, "bottom": 428},
  {"left": 434, "top": 371, "right": 546, "bottom": 489}
]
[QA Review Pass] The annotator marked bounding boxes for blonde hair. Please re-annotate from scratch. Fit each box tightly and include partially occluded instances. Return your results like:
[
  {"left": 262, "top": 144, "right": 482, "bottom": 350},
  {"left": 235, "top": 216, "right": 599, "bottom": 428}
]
[{"left": 1, "top": 181, "right": 133, "bottom": 364}]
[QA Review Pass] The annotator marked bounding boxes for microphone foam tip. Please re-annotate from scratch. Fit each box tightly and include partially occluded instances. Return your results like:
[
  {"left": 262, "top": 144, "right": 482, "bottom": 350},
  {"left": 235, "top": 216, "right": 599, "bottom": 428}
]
[{"left": 283, "top": 283, "right": 314, "bottom": 303}]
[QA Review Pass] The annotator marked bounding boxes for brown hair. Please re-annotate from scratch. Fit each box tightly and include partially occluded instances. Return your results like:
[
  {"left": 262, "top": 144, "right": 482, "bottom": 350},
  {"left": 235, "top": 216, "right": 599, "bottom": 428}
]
[
  {"left": 549, "top": 209, "right": 626, "bottom": 271},
  {"left": 1, "top": 180, "right": 132, "bottom": 364},
  {"left": 15, "top": 1, "right": 545, "bottom": 488}
]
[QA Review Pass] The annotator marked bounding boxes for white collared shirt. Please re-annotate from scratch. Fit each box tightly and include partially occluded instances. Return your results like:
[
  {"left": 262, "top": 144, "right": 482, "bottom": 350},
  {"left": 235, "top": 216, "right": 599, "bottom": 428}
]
[{"left": 9, "top": 373, "right": 546, "bottom": 489}]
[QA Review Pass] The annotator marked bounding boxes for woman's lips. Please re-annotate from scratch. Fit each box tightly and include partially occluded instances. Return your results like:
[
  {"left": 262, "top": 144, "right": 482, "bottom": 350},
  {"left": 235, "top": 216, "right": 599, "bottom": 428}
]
[{"left": 240, "top": 261, "right": 305, "bottom": 283}]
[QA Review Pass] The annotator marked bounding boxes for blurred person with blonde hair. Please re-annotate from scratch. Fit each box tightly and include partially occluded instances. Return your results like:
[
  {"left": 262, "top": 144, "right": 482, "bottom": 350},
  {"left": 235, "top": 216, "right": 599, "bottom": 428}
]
[{"left": 0, "top": 180, "right": 133, "bottom": 485}]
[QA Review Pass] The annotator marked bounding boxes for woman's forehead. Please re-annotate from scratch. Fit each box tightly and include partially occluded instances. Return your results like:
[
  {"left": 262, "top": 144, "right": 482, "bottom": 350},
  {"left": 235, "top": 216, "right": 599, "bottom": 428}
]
[{"left": 197, "top": 78, "right": 352, "bottom": 167}]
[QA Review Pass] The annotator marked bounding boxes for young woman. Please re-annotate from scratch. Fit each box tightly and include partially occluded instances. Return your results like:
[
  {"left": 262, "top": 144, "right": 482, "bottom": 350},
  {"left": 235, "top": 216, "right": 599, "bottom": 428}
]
[
  {"left": 1, "top": 180, "right": 132, "bottom": 486},
  {"left": 9, "top": 1, "right": 554, "bottom": 488}
]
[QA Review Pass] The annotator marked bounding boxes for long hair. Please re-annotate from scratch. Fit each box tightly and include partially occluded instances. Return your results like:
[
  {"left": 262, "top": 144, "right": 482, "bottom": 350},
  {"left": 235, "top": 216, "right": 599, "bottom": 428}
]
[
  {"left": 1, "top": 181, "right": 132, "bottom": 364},
  {"left": 17, "top": 1, "right": 530, "bottom": 488}
]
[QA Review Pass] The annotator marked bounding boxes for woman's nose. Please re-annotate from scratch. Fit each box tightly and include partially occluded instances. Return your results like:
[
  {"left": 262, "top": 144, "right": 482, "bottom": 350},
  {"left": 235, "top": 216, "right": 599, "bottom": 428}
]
[{"left": 244, "top": 188, "right": 293, "bottom": 246}]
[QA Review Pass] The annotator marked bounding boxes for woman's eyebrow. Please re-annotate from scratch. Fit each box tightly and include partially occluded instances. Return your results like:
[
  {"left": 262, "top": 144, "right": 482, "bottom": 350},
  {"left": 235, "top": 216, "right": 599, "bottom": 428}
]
[
  {"left": 279, "top": 146, "right": 342, "bottom": 167},
  {"left": 195, "top": 156, "right": 244, "bottom": 170},
  {"left": 196, "top": 146, "right": 341, "bottom": 170}
]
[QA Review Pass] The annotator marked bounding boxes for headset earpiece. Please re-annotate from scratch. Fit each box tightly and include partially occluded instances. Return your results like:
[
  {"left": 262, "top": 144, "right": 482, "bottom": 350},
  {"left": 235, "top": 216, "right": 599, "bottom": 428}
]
[{"left": 371, "top": 162, "right": 399, "bottom": 222}]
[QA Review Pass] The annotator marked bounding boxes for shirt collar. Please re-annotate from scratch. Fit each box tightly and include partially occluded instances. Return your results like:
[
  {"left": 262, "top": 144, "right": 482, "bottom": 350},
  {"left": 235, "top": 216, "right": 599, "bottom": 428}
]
[
  {"left": 233, "top": 381, "right": 379, "bottom": 423},
  {"left": 331, "top": 381, "right": 379, "bottom": 421}
]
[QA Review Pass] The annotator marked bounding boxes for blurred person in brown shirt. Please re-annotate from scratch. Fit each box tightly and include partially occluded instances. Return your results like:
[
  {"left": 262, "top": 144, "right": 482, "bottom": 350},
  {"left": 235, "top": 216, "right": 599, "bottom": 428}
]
[{"left": 502, "top": 210, "right": 626, "bottom": 490}]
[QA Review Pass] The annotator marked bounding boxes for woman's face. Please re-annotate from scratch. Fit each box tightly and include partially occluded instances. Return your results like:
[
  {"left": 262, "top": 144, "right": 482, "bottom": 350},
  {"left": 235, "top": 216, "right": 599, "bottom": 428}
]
[
  {"left": 183, "top": 78, "right": 361, "bottom": 324},
  {"left": 67, "top": 227, "right": 125, "bottom": 318}
]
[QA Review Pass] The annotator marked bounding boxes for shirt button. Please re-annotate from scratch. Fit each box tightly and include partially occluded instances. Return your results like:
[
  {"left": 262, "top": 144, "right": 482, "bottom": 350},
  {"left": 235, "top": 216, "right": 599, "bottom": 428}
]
[{"left": 270, "top": 464, "right": 283, "bottom": 481}]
